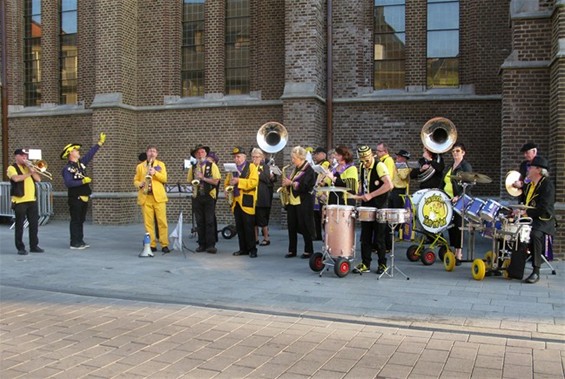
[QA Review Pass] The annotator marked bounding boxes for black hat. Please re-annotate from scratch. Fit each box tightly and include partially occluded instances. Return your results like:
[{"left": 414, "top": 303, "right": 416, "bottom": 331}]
[
  {"left": 14, "top": 149, "right": 28, "bottom": 156},
  {"left": 520, "top": 142, "right": 537, "bottom": 152},
  {"left": 396, "top": 149, "right": 410, "bottom": 159},
  {"left": 231, "top": 146, "right": 246, "bottom": 155},
  {"left": 191, "top": 144, "right": 210, "bottom": 158},
  {"left": 313, "top": 147, "right": 326, "bottom": 155},
  {"left": 530, "top": 156, "right": 548, "bottom": 169}
]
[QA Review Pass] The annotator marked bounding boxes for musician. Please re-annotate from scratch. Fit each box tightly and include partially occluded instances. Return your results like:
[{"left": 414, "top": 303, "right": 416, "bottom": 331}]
[
  {"left": 7, "top": 149, "right": 43, "bottom": 255},
  {"left": 376, "top": 143, "right": 396, "bottom": 182},
  {"left": 225, "top": 147, "right": 259, "bottom": 258},
  {"left": 61, "top": 132, "right": 106, "bottom": 250},
  {"left": 134, "top": 145, "right": 170, "bottom": 254},
  {"left": 354, "top": 146, "right": 393, "bottom": 274},
  {"left": 389, "top": 150, "right": 412, "bottom": 208},
  {"left": 443, "top": 142, "right": 472, "bottom": 266},
  {"left": 410, "top": 147, "right": 445, "bottom": 189},
  {"left": 251, "top": 148, "right": 276, "bottom": 246},
  {"left": 188, "top": 144, "right": 221, "bottom": 254},
  {"left": 312, "top": 146, "right": 330, "bottom": 241},
  {"left": 519, "top": 156, "right": 556, "bottom": 284},
  {"left": 282, "top": 146, "right": 316, "bottom": 258},
  {"left": 513, "top": 142, "right": 538, "bottom": 190},
  {"left": 207, "top": 151, "right": 221, "bottom": 243},
  {"left": 323, "top": 145, "right": 358, "bottom": 206}
]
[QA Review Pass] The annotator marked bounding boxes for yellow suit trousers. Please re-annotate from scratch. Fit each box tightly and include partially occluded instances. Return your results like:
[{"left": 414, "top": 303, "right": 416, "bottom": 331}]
[{"left": 142, "top": 195, "right": 169, "bottom": 248}]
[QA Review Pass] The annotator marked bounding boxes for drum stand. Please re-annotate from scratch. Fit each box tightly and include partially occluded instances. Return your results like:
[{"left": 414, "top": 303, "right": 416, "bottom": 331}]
[
  {"left": 458, "top": 181, "right": 477, "bottom": 262},
  {"left": 378, "top": 221, "right": 410, "bottom": 280}
]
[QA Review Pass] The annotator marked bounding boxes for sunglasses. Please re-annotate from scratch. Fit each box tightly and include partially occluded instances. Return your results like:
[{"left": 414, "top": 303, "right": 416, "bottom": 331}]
[{"left": 452, "top": 149, "right": 463, "bottom": 153}]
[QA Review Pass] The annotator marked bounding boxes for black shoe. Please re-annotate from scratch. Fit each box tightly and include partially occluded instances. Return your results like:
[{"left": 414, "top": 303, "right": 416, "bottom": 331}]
[
  {"left": 233, "top": 251, "right": 248, "bottom": 256},
  {"left": 195, "top": 245, "right": 206, "bottom": 252},
  {"left": 150, "top": 247, "right": 157, "bottom": 252},
  {"left": 162, "top": 247, "right": 171, "bottom": 254},
  {"left": 524, "top": 272, "right": 539, "bottom": 284},
  {"left": 285, "top": 252, "right": 297, "bottom": 258},
  {"left": 30, "top": 246, "right": 44, "bottom": 253},
  {"left": 80, "top": 241, "right": 90, "bottom": 248},
  {"left": 301, "top": 253, "right": 313, "bottom": 259},
  {"left": 455, "top": 258, "right": 462, "bottom": 266},
  {"left": 250, "top": 251, "right": 257, "bottom": 258},
  {"left": 376, "top": 264, "right": 387, "bottom": 275},
  {"left": 206, "top": 247, "right": 217, "bottom": 254},
  {"left": 17, "top": 249, "right": 28, "bottom": 255}
]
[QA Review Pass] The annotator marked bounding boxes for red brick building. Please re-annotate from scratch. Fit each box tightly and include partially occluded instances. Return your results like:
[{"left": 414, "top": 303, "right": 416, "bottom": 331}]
[{"left": 1, "top": 0, "right": 563, "bottom": 255}]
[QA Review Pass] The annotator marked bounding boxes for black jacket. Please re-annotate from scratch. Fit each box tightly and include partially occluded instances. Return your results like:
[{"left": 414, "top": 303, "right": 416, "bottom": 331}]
[{"left": 520, "top": 176, "right": 556, "bottom": 235}]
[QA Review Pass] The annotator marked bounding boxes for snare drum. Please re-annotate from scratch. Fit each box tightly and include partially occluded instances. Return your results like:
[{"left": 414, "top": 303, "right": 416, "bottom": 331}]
[
  {"left": 453, "top": 194, "right": 473, "bottom": 216},
  {"left": 357, "top": 206, "right": 377, "bottom": 222},
  {"left": 380, "top": 208, "right": 410, "bottom": 224},
  {"left": 414, "top": 189, "right": 452, "bottom": 234},
  {"left": 466, "top": 198, "right": 486, "bottom": 223},
  {"left": 324, "top": 205, "right": 356, "bottom": 258},
  {"left": 376, "top": 209, "right": 387, "bottom": 223},
  {"left": 481, "top": 220, "right": 502, "bottom": 239},
  {"left": 480, "top": 199, "right": 502, "bottom": 222}
]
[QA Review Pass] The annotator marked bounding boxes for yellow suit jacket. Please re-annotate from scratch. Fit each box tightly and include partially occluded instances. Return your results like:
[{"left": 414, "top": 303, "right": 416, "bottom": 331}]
[
  {"left": 224, "top": 162, "right": 258, "bottom": 215},
  {"left": 134, "top": 159, "right": 168, "bottom": 205}
]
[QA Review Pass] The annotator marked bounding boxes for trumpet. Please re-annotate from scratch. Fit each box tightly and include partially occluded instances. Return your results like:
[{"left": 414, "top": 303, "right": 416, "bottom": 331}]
[{"left": 25, "top": 159, "right": 53, "bottom": 180}]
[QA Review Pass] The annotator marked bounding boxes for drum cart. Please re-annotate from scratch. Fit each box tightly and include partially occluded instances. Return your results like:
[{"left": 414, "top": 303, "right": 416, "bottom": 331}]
[
  {"left": 471, "top": 217, "right": 532, "bottom": 281},
  {"left": 309, "top": 196, "right": 358, "bottom": 278},
  {"left": 406, "top": 230, "right": 450, "bottom": 266}
]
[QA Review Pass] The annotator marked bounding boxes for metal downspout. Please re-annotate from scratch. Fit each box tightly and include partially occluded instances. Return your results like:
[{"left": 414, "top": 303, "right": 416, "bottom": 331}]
[
  {"left": 326, "top": 0, "right": 333, "bottom": 150},
  {"left": 1, "top": 0, "right": 9, "bottom": 180}
]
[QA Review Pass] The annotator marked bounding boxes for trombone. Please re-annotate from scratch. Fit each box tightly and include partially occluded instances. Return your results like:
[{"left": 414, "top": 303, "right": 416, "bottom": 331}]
[{"left": 25, "top": 159, "right": 53, "bottom": 180}]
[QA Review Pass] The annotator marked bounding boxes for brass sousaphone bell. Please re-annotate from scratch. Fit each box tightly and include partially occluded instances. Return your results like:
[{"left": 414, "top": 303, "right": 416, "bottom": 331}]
[
  {"left": 257, "top": 121, "right": 288, "bottom": 154},
  {"left": 418, "top": 117, "right": 458, "bottom": 182}
]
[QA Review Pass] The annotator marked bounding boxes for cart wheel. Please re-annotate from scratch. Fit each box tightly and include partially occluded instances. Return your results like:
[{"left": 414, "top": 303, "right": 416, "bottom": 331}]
[
  {"left": 444, "top": 251, "right": 456, "bottom": 272},
  {"left": 472, "top": 259, "right": 486, "bottom": 281},
  {"left": 406, "top": 245, "right": 421, "bottom": 262},
  {"left": 438, "top": 245, "right": 448, "bottom": 261},
  {"left": 484, "top": 251, "right": 495, "bottom": 269},
  {"left": 334, "top": 258, "right": 350, "bottom": 278},
  {"left": 421, "top": 249, "right": 436, "bottom": 266},
  {"left": 502, "top": 259, "right": 511, "bottom": 279},
  {"left": 221, "top": 225, "right": 236, "bottom": 239},
  {"left": 309, "top": 252, "right": 325, "bottom": 272}
]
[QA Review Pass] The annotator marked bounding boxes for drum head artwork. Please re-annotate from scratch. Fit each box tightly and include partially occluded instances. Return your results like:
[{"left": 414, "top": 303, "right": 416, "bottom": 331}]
[{"left": 416, "top": 190, "right": 452, "bottom": 234}]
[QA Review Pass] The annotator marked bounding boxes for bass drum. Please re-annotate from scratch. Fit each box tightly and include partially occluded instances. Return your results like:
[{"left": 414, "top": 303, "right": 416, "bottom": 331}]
[
  {"left": 413, "top": 189, "right": 452, "bottom": 234},
  {"left": 323, "top": 205, "right": 356, "bottom": 258}
]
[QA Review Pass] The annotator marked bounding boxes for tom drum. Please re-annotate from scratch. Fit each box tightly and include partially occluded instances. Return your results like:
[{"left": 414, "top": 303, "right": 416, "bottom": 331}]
[{"left": 323, "top": 205, "right": 356, "bottom": 258}]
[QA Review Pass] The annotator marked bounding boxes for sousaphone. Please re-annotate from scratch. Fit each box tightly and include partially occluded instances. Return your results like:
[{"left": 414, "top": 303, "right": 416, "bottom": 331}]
[{"left": 418, "top": 117, "right": 457, "bottom": 182}]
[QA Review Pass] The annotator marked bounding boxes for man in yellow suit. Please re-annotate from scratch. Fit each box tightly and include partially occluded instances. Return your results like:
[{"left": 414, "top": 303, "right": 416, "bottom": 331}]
[
  {"left": 225, "top": 146, "right": 259, "bottom": 258},
  {"left": 134, "top": 145, "right": 169, "bottom": 254}
]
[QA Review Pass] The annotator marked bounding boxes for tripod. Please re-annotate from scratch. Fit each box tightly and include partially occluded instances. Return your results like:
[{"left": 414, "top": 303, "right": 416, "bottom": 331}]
[{"left": 377, "top": 221, "right": 410, "bottom": 280}]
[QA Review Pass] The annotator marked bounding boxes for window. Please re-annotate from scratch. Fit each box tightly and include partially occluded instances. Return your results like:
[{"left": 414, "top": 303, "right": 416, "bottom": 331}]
[
  {"left": 24, "top": 0, "right": 42, "bottom": 106},
  {"left": 374, "top": 0, "right": 406, "bottom": 90},
  {"left": 182, "top": 0, "right": 205, "bottom": 97},
  {"left": 427, "top": 0, "right": 459, "bottom": 88},
  {"left": 60, "top": 0, "right": 78, "bottom": 104},
  {"left": 225, "top": 0, "right": 249, "bottom": 95}
]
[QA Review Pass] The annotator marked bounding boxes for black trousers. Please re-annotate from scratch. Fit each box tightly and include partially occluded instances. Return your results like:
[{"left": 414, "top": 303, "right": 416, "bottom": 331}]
[
  {"left": 68, "top": 196, "right": 89, "bottom": 246},
  {"left": 529, "top": 229, "right": 545, "bottom": 270},
  {"left": 287, "top": 205, "right": 314, "bottom": 254},
  {"left": 193, "top": 195, "right": 217, "bottom": 248},
  {"left": 234, "top": 203, "right": 256, "bottom": 254},
  {"left": 385, "top": 188, "right": 406, "bottom": 250},
  {"left": 448, "top": 213, "right": 463, "bottom": 249},
  {"left": 361, "top": 221, "right": 387, "bottom": 268},
  {"left": 14, "top": 201, "right": 39, "bottom": 251}
]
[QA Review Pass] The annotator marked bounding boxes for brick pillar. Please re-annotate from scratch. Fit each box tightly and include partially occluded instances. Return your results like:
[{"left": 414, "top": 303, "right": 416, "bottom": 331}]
[
  {"left": 205, "top": 1, "right": 225, "bottom": 96},
  {"left": 405, "top": 0, "right": 427, "bottom": 89},
  {"left": 549, "top": 5, "right": 565, "bottom": 257},
  {"left": 90, "top": 0, "right": 140, "bottom": 223},
  {"left": 40, "top": 0, "right": 59, "bottom": 104}
]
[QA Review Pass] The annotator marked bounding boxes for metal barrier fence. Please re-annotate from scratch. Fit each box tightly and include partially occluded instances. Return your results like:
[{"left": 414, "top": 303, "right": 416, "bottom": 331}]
[{"left": 0, "top": 182, "right": 54, "bottom": 226}]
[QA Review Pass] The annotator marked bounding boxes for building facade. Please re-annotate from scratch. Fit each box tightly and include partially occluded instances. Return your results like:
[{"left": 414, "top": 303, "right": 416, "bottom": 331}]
[{"left": 1, "top": 0, "right": 563, "bottom": 256}]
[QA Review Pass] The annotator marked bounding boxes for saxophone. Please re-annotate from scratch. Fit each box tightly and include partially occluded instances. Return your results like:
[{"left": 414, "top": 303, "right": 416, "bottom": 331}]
[
  {"left": 225, "top": 172, "right": 234, "bottom": 206},
  {"left": 276, "top": 165, "right": 291, "bottom": 208},
  {"left": 143, "top": 159, "right": 154, "bottom": 195}
]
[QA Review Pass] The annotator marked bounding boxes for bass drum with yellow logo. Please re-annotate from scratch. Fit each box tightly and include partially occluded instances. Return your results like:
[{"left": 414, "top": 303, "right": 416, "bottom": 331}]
[{"left": 412, "top": 189, "right": 452, "bottom": 234}]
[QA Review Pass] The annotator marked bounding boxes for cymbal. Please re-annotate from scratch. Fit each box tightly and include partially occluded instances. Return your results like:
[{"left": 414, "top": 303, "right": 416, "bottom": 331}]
[
  {"left": 316, "top": 186, "right": 348, "bottom": 193},
  {"left": 507, "top": 204, "right": 535, "bottom": 210},
  {"left": 505, "top": 170, "right": 522, "bottom": 197},
  {"left": 452, "top": 172, "right": 492, "bottom": 184}
]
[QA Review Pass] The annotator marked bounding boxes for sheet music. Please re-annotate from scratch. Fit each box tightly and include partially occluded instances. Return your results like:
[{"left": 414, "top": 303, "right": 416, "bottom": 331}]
[
  {"left": 312, "top": 164, "right": 329, "bottom": 175},
  {"left": 223, "top": 163, "right": 238, "bottom": 172}
]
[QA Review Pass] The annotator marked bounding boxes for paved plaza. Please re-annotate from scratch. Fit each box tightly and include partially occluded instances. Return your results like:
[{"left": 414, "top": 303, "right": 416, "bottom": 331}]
[{"left": 0, "top": 221, "right": 563, "bottom": 378}]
